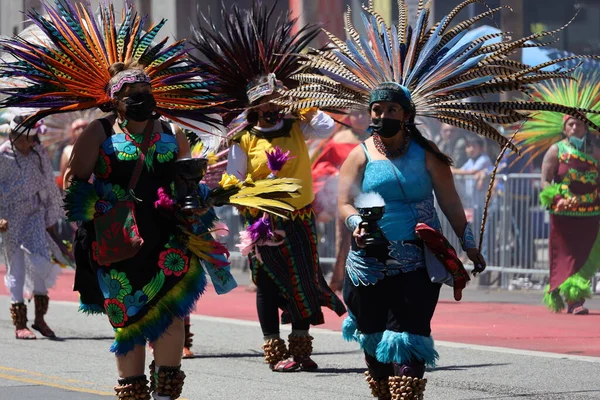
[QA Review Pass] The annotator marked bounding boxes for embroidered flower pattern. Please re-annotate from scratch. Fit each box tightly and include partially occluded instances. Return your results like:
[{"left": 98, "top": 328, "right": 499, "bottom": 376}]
[
  {"left": 102, "top": 132, "right": 177, "bottom": 168},
  {"left": 95, "top": 149, "right": 112, "bottom": 179},
  {"left": 104, "top": 298, "right": 128, "bottom": 327},
  {"left": 158, "top": 248, "right": 189, "bottom": 277}
]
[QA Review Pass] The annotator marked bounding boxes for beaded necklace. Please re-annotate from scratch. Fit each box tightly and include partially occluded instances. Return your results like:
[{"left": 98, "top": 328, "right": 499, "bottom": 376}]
[{"left": 373, "top": 133, "right": 410, "bottom": 159}]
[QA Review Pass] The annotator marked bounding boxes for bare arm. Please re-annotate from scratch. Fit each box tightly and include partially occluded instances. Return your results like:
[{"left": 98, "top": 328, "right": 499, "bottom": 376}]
[
  {"left": 451, "top": 168, "right": 480, "bottom": 175},
  {"left": 427, "top": 141, "right": 486, "bottom": 269},
  {"left": 63, "top": 119, "right": 107, "bottom": 190},
  {"left": 540, "top": 144, "right": 559, "bottom": 189},
  {"left": 300, "top": 110, "right": 336, "bottom": 139},
  {"left": 338, "top": 145, "right": 367, "bottom": 221},
  {"left": 59, "top": 145, "right": 72, "bottom": 178},
  {"left": 175, "top": 125, "right": 191, "bottom": 159}
]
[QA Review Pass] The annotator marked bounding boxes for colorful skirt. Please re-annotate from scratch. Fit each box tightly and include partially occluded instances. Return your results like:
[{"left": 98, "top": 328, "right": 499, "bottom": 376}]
[
  {"left": 242, "top": 205, "right": 346, "bottom": 325},
  {"left": 544, "top": 214, "right": 600, "bottom": 311},
  {"left": 73, "top": 215, "right": 208, "bottom": 355}
]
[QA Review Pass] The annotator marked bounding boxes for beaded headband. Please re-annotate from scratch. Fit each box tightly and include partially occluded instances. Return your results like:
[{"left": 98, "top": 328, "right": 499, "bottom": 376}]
[
  {"left": 109, "top": 69, "right": 151, "bottom": 98},
  {"left": 369, "top": 83, "right": 413, "bottom": 110},
  {"left": 246, "top": 73, "right": 283, "bottom": 104}
]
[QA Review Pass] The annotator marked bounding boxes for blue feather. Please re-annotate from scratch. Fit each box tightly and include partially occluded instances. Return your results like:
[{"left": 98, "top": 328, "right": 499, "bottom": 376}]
[{"left": 406, "top": 16, "right": 447, "bottom": 86}]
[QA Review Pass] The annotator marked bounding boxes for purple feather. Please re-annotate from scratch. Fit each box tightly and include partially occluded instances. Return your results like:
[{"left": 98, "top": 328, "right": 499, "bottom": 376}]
[
  {"left": 247, "top": 214, "right": 275, "bottom": 243},
  {"left": 265, "top": 146, "right": 294, "bottom": 174}
]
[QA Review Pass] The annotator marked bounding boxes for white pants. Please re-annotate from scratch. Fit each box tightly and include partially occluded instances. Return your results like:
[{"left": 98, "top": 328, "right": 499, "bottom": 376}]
[{"left": 4, "top": 249, "right": 48, "bottom": 303}]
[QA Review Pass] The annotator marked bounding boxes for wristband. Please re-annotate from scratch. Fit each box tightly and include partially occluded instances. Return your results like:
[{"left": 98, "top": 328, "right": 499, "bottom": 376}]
[
  {"left": 345, "top": 214, "right": 362, "bottom": 232},
  {"left": 460, "top": 222, "right": 477, "bottom": 251}
]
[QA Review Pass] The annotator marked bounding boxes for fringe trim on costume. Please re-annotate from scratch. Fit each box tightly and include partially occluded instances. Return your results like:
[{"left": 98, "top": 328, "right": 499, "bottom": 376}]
[
  {"left": 559, "top": 275, "right": 593, "bottom": 303},
  {"left": 110, "top": 256, "right": 207, "bottom": 355},
  {"left": 544, "top": 228, "right": 600, "bottom": 311},
  {"left": 342, "top": 315, "right": 358, "bottom": 342},
  {"left": 375, "top": 331, "right": 439, "bottom": 368},
  {"left": 358, "top": 332, "right": 384, "bottom": 358},
  {"left": 64, "top": 180, "right": 99, "bottom": 223},
  {"left": 78, "top": 302, "right": 105, "bottom": 315},
  {"left": 539, "top": 184, "right": 561, "bottom": 209},
  {"left": 543, "top": 285, "right": 565, "bottom": 312}
]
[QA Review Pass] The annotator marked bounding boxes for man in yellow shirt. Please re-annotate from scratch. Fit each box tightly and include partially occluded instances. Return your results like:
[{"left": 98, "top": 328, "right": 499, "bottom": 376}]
[{"left": 191, "top": 3, "right": 346, "bottom": 373}]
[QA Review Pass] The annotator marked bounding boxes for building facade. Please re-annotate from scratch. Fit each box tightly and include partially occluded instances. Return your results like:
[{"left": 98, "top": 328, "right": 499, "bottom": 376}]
[{"left": 0, "top": 1, "right": 595, "bottom": 58}]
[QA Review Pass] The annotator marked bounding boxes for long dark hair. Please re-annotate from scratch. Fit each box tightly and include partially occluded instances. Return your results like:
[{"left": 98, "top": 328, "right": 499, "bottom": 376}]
[{"left": 406, "top": 114, "right": 454, "bottom": 166}]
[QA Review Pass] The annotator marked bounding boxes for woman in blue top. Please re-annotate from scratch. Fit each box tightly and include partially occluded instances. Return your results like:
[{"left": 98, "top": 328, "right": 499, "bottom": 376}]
[{"left": 338, "top": 83, "right": 486, "bottom": 398}]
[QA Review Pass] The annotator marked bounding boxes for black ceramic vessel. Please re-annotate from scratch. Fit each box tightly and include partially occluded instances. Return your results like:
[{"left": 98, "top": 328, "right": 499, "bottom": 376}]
[
  {"left": 174, "top": 158, "right": 208, "bottom": 210},
  {"left": 357, "top": 206, "right": 387, "bottom": 246}
]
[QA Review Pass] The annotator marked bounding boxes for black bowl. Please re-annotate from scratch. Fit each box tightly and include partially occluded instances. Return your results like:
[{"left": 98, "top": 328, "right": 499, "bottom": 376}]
[
  {"left": 174, "top": 158, "right": 208, "bottom": 181},
  {"left": 358, "top": 206, "right": 385, "bottom": 221}
]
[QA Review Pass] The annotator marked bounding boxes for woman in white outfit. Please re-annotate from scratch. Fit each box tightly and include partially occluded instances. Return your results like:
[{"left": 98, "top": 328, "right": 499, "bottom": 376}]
[{"left": 0, "top": 113, "right": 63, "bottom": 339}]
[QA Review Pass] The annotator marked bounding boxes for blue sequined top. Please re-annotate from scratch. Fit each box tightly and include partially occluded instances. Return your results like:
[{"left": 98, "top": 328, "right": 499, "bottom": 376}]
[{"left": 345, "top": 141, "right": 441, "bottom": 286}]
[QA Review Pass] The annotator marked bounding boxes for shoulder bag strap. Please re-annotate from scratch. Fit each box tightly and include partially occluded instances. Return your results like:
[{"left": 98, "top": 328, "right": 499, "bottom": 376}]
[
  {"left": 388, "top": 160, "right": 420, "bottom": 225},
  {"left": 127, "top": 121, "right": 154, "bottom": 193}
]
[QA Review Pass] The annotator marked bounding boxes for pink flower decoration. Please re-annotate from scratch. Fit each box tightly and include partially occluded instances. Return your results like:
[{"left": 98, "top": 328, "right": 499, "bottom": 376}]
[{"left": 154, "top": 187, "right": 175, "bottom": 211}]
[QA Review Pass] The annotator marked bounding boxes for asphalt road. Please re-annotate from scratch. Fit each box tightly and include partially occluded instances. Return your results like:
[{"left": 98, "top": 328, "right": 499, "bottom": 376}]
[{"left": 1, "top": 297, "right": 600, "bottom": 400}]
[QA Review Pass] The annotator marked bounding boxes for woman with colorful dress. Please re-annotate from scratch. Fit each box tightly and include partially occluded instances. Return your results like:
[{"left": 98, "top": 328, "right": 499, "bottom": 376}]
[
  {"left": 515, "top": 71, "right": 600, "bottom": 315},
  {"left": 0, "top": 2, "right": 294, "bottom": 398},
  {"left": 278, "top": 2, "right": 598, "bottom": 398},
  {"left": 0, "top": 114, "right": 63, "bottom": 340},
  {"left": 540, "top": 116, "right": 600, "bottom": 314},
  {"left": 191, "top": 2, "right": 346, "bottom": 372}
]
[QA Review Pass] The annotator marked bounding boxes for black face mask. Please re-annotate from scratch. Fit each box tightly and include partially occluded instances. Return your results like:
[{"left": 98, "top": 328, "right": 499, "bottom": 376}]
[
  {"left": 261, "top": 110, "right": 284, "bottom": 125},
  {"left": 369, "top": 118, "right": 404, "bottom": 138},
  {"left": 124, "top": 93, "right": 156, "bottom": 122}
]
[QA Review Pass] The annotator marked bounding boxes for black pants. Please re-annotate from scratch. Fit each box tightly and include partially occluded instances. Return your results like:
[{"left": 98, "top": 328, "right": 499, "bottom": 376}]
[
  {"left": 343, "top": 268, "right": 441, "bottom": 377},
  {"left": 255, "top": 266, "right": 310, "bottom": 337}
]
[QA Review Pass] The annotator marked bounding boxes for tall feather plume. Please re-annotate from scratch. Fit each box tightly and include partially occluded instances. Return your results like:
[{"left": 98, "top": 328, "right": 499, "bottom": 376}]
[
  {"left": 0, "top": 0, "right": 225, "bottom": 131},
  {"left": 514, "top": 70, "right": 600, "bottom": 162},
  {"left": 189, "top": 1, "right": 321, "bottom": 115},
  {"left": 279, "top": 2, "right": 600, "bottom": 153}
]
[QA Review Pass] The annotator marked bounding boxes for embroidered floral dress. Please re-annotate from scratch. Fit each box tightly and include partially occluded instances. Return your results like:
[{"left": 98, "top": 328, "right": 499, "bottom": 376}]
[
  {"left": 540, "top": 140, "right": 600, "bottom": 310},
  {"left": 67, "top": 121, "right": 235, "bottom": 355}
]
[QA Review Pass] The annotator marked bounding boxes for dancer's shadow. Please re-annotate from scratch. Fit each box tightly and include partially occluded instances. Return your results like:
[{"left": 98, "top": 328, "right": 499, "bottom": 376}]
[
  {"left": 44, "top": 335, "right": 114, "bottom": 342},
  {"left": 187, "top": 352, "right": 263, "bottom": 359},
  {"left": 429, "top": 362, "right": 509, "bottom": 372},
  {"left": 187, "top": 349, "right": 361, "bottom": 360},
  {"left": 311, "top": 367, "right": 366, "bottom": 374},
  {"left": 477, "top": 389, "right": 600, "bottom": 399}
]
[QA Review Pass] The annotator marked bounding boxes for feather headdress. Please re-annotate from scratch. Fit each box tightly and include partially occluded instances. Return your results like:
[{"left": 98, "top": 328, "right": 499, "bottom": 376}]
[
  {"left": 276, "top": 0, "right": 600, "bottom": 151},
  {"left": 190, "top": 1, "right": 321, "bottom": 115},
  {"left": 0, "top": 0, "right": 223, "bottom": 130},
  {"left": 514, "top": 70, "right": 600, "bottom": 161}
]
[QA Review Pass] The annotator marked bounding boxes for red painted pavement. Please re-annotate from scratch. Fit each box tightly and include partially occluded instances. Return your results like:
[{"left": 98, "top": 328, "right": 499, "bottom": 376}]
[{"left": 2, "top": 269, "right": 599, "bottom": 357}]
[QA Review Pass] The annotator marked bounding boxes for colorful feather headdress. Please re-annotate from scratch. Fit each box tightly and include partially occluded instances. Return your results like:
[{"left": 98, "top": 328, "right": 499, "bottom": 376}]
[
  {"left": 0, "top": 0, "right": 223, "bottom": 131},
  {"left": 189, "top": 1, "right": 321, "bottom": 115},
  {"left": 514, "top": 70, "right": 600, "bottom": 161},
  {"left": 276, "top": 0, "right": 600, "bottom": 152}
]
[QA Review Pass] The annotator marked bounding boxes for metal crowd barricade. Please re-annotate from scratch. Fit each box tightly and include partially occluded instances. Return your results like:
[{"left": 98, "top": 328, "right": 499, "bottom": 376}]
[
  {"left": 218, "top": 173, "right": 600, "bottom": 291},
  {"left": 438, "top": 173, "right": 552, "bottom": 288}
]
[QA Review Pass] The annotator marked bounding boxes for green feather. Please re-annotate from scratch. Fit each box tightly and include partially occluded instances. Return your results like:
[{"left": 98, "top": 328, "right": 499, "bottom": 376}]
[
  {"left": 539, "top": 183, "right": 561, "bottom": 209},
  {"left": 142, "top": 271, "right": 166, "bottom": 303}
]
